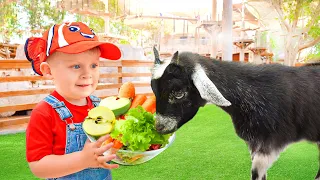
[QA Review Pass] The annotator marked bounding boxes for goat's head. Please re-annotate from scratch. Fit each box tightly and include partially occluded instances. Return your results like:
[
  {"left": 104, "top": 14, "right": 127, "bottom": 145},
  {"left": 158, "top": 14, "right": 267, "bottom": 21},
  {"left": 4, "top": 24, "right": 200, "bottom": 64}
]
[{"left": 151, "top": 49, "right": 231, "bottom": 134}]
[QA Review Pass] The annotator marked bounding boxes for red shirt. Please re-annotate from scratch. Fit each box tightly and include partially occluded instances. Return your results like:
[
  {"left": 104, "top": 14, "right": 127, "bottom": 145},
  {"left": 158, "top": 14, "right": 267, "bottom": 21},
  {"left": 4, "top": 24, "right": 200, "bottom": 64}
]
[{"left": 26, "top": 91, "right": 94, "bottom": 162}]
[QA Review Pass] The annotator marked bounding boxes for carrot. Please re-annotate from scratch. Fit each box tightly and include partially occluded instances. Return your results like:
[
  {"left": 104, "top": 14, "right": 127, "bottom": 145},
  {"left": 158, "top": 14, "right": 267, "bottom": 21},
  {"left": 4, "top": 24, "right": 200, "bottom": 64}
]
[
  {"left": 141, "top": 95, "right": 156, "bottom": 113},
  {"left": 130, "top": 94, "right": 147, "bottom": 109},
  {"left": 113, "top": 139, "right": 124, "bottom": 149},
  {"left": 118, "top": 82, "right": 135, "bottom": 99},
  {"left": 102, "top": 137, "right": 114, "bottom": 147},
  {"left": 128, "top": 154, "right": 144, "bottom": 163}
]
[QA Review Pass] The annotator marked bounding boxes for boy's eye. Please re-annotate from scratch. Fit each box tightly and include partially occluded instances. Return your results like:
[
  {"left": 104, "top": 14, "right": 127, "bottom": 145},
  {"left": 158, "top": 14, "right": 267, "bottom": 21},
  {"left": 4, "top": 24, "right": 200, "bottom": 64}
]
[
  {"left": 73, "top": 65, "right": 80, "bottom": 69},
  {"left": 91, "top": 64, "right": 98, "bottom": 68}
]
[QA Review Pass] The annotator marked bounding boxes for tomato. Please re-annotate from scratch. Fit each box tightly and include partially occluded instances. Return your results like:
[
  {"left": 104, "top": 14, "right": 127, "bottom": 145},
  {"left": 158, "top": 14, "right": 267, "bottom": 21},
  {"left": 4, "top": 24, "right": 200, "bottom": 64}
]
[{"left": 149, "top": 144, "right": 161, "bottom": 150}]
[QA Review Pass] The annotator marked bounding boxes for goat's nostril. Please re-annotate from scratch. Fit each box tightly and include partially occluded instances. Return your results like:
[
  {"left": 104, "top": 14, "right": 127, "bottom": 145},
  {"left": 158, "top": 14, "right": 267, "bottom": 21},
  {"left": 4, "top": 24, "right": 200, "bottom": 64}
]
[{"left": 155, "top": 122, "right": 165, "bottom": 131}]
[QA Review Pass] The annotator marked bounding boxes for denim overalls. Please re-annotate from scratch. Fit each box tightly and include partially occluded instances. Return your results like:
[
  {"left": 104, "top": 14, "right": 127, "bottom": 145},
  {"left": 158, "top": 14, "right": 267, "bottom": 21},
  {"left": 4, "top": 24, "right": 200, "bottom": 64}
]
[{"left": 44, "top": 95, "right": 112, "bottom": 180}]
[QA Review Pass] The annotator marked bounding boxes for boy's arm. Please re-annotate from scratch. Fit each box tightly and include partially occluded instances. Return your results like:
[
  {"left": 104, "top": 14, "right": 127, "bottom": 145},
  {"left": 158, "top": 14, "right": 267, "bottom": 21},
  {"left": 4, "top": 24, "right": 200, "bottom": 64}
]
[
  {"left": 28, "top": 136, "right": 118, "bottom": 179},
  {"left": 28, "top": 151, "right": 86, "bottom": 178}
]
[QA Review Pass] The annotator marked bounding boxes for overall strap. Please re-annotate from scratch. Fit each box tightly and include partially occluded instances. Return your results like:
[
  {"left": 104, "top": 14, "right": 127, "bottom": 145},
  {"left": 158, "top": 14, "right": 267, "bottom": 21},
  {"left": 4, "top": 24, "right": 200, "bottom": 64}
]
[
  {"left": 89, "top": 95, "right": 101, "bottom": 107},
  {"left": 43, "top": 95, "right": 73, "bottom": 121}
]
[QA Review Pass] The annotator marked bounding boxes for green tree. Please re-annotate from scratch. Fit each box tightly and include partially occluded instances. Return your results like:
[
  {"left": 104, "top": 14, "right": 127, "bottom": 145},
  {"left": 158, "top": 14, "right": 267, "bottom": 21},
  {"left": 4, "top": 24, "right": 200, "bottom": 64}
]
[
  {"left": 0, "top": 1, "right": 21, "bottom": 42},
  {"left": 22, "top": 0, "right": 66, "bottom": 33},
  {"left": 75, "top": 0, "right": 139, "bottom": 44},
  {"left": 0, "top": 0, "right": 66, "bottom": 42},
  {"left": 75, "top": 15, "right": 105, "bottom": 33},
  {"left": 270, "top": 0, "right": 320, "bottom": 66},
  {"left": 109, "top": 20, "right": 140, "bottom": 44},
  {"left": 109, "top": 0, "right": 123, "bottom": 18},
  {"left": 306, "top": 43, "right": 320, "bottom": 61},
  {"left": 0, "top": 0, "right": 138, "bottom": 45},
  {"left": 75, "top": 0, "right": 107, "bottom": 33}
]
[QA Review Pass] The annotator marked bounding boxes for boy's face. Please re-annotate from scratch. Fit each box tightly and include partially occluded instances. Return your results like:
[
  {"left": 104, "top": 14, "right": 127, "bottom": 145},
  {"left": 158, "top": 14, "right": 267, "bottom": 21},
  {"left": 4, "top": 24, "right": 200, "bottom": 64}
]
[{"left": 44, "top": 50, "right": 100, "bottom": 101}]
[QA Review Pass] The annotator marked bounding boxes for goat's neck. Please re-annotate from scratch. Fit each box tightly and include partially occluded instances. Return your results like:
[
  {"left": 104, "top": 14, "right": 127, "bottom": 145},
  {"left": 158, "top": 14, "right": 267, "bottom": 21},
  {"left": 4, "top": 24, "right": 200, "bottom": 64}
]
[{"left": 206, "top": 60, "right": 257, "bottom": 114}]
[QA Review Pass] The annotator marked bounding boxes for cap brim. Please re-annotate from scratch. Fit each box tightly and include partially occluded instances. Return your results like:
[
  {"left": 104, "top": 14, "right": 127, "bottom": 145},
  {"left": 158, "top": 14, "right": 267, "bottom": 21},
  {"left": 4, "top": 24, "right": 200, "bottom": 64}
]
[{"left": 56, "top": 41, "right": 122, "bottom": 60}]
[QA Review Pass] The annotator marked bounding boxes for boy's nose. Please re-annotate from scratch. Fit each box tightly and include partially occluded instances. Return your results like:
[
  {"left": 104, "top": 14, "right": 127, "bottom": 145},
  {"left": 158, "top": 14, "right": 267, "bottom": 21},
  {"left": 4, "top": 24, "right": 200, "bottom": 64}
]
[
  {"left": 81, "top": 73, "right": 92, "bottom": 79},
  {"left": 81, "top": 70, "right": 92, "bottom": 79}
]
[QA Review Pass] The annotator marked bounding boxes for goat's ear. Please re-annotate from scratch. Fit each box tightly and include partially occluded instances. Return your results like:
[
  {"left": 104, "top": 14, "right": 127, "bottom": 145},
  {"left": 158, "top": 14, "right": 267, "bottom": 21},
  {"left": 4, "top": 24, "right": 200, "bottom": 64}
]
[
  {"left": 153, "top": 46, "right": 161, "bottom": 65},
  {"left": 171, "top": 51, "right": 179, "bottom": 64},
  {"left": 191, "top": 64, "right": 231, "bottom": 106}
]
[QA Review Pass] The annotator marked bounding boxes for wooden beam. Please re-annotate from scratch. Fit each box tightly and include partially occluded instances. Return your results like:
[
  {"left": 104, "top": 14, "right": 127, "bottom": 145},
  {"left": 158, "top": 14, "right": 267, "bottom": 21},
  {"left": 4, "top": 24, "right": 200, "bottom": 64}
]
[
  {"left": 0, "top": 83, "right": 152, "bottom": 98},
  {"left": 124, "top": 15, "right": 198, "bottom": 22},
  {"left": 0, "top": 88, "right": 55, "bottom": 98},
  {"left": 0, "top": 103, "right": 36, "bottom": 113},
  {"left": 121, "top": 60, "right": 154, "bottom": 67},
  {"left": 0, "top": 76, "right": 48, "bottom": 82},
  {"left": 122, "top": 73, "right": 151, "bottom": 77},
  {"left": 0, "top": 115, "right": 30, "bottom": 128},
  {"left": 0, "top": 73, "right": 151, "bottom": 83}
]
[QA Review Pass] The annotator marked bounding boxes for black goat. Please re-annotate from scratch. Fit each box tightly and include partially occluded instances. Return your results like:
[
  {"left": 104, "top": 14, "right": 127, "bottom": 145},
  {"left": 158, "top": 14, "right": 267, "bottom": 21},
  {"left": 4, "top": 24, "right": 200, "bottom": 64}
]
[{"left": 151, "top": 50, "right": 320, "bottom": 180}]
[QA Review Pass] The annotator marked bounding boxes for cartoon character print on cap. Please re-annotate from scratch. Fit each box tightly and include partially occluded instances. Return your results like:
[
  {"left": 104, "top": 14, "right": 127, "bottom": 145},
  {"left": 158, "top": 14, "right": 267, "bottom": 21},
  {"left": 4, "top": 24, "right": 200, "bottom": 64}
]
[{"left": 56, "top": 22, "right": 98, "bottom": 49}]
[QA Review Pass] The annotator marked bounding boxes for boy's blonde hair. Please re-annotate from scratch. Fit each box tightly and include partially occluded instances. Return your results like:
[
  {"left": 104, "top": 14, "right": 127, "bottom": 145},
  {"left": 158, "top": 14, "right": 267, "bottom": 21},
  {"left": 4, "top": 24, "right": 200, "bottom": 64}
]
[{"left": 46, "top": 47, "right": 101, "bottom": 63}]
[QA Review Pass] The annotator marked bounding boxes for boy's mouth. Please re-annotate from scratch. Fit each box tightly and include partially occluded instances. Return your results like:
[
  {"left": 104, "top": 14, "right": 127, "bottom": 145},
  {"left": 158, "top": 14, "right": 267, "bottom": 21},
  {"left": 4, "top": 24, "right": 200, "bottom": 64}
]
[{"left": 77, "top": 84, "right": 91, "bottom": 87}]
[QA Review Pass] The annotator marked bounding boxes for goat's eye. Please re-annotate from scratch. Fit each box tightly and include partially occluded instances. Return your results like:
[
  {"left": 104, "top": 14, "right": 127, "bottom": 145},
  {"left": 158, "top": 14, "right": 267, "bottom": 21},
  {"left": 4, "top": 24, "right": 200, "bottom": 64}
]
[{"left": 173, "top": 90, "right": 185, "bottom": 99}]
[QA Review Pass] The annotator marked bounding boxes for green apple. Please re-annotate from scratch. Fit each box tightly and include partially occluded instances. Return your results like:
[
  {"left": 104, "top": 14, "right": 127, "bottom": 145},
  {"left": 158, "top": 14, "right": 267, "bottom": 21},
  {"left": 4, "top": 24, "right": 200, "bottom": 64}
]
[
  {"left": 99, "top": 96, "right": 131, "bottom": 117},
  {"left": 83, "top": 106, "right": 115, "bottom": 139}
]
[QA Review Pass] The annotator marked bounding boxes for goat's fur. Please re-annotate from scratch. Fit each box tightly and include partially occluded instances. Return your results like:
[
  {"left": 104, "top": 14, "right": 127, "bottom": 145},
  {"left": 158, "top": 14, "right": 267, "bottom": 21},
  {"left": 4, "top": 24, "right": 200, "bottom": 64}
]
[{"left": 151, "top": 51, "right": 320, "bottom": 180}]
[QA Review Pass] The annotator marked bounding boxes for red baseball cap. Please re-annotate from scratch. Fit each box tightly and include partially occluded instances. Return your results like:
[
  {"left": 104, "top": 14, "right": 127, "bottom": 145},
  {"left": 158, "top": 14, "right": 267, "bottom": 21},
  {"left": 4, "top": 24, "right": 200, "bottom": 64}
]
[{"left": 24, "top": 22, "right": 122, "bottom": 76}]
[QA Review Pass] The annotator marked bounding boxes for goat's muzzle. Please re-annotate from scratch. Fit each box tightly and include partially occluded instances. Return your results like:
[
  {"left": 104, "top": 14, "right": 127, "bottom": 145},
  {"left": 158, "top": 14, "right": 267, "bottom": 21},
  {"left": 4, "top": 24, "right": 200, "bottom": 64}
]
[
  {"left": 155, "top": 121, "right": 165, "bottom": 132},
  {"left": 155, "top": 120, "right": 177, "bottom": 134}
]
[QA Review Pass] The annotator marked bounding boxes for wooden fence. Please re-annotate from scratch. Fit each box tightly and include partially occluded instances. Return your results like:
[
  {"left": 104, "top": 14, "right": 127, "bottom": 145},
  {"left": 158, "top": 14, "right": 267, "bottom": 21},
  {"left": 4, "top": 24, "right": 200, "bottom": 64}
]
[{"left": 0, "top": 59, "right": 154, "bottom": 134}]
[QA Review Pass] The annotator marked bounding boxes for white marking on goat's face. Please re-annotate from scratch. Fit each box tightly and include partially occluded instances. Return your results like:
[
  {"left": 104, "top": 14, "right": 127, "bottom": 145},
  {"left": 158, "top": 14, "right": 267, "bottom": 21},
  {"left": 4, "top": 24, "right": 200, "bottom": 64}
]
[
  {"left": 151, "top": 60, "right": 170, "bottom": 79},
  {"left": 154, "top": 113, "right": 178, "bottom": 134},
  {"left": 191, "top": 64, "right": 231, "bottom": 106}
]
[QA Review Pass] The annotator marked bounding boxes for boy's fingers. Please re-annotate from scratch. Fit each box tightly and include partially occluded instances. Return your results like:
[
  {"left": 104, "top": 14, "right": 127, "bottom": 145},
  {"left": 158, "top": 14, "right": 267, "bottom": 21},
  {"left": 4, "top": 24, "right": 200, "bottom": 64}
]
[
  {"left": 84, "top": 138, "right": 90, "bottom": 145},
  {"left": 97, "top": 154, "right": 117, "bottom": 163},
  {"left": 95, "top": 134, "right": 110, "bottom": 147},
  {"left": 100, "top": 163, "right": 119, "bottom": 170},
  {"left": 95, "top": 142, "right": 113, "bottom": 155},
  {"left": 97, "top": 155, "right": 119, "bottom": 169}
]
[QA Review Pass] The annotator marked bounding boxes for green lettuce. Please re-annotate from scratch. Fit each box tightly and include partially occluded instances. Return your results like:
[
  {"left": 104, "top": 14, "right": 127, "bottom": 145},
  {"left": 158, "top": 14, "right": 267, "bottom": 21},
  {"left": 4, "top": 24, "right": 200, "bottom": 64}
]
[{"left": 110, "top": 106, "right": 172, "bottom": 151}]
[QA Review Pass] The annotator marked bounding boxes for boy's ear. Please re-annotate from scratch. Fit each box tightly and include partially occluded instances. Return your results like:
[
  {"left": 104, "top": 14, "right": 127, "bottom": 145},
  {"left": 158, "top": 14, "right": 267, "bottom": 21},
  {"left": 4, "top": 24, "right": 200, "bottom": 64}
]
[{"left": 40, "top": 62, "right": 53, "bottom": 79}]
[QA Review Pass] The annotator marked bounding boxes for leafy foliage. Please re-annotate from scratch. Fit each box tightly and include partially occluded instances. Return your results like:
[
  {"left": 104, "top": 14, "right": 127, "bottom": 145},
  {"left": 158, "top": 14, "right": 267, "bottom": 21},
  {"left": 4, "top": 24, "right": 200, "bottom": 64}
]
[
  {"left": 22, "top": 0, "right": 66, "bottom": 32},
  {"left": 75, "top": 15, "right": 105, "bottom": 33},
  {"left": 306, "top": 43, "right": 320, "bottom": 61},
  {"left": 0, "top": 1, "right": 21, "bottom": 42},
  {"left": 0, "top": 0, "right": 66, "bottom": 42},
  {"left": 110, "top": 20, "right": 140, "bottom": 44},
  {"left": 109, "top": 0, "right": 123, "bottom": 18},
  {"left": 271, "top": 0, "right": 320, "bottom": 64}
]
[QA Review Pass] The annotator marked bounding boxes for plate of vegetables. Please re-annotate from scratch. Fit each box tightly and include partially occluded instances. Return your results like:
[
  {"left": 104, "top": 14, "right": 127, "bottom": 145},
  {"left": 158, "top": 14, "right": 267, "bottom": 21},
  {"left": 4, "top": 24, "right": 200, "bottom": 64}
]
[{"left": 84, "top": 82, "right": 175, "bottom": 165}]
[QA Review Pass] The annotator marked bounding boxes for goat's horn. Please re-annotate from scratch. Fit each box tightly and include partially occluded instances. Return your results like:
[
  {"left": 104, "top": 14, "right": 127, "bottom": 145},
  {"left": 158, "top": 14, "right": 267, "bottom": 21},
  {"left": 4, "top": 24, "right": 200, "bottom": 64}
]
[
  {"left": 171, "top": 51, "right": 179, "bottom": 64},
  {"left": 191, "top": 64, "right": 231, "bottom": 106},
  {"left": 153, "top": 46, "right": 161, "bottom": 65}
]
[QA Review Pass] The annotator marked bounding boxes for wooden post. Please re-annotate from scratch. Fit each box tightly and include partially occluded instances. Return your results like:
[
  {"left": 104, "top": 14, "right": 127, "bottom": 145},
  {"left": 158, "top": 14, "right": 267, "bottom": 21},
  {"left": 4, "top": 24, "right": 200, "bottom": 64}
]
[
  {"left": 211, "top": 0, "right": 218, "bottom": 59},
  {"left": 239, "top": 0, "right": 245, "bottom": 62},
  {"left": 102, "top": 0, "right": 110, "bottom": 34},
  {"left": 117, "top": 65, "right": 122, "bottom": 92},
  {"left": 222, "top": 0, "right": 233, "bottom": 61}
]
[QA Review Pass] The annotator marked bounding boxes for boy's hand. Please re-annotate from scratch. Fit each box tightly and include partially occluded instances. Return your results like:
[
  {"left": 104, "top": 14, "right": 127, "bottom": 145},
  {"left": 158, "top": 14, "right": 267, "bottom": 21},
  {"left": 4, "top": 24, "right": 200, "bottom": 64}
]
[{"left": 81, "top": 134, "right": 120, "bottom": 169}]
